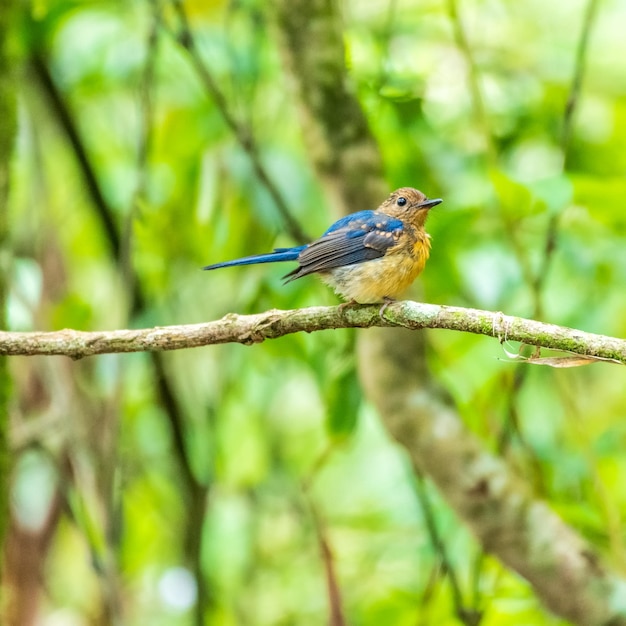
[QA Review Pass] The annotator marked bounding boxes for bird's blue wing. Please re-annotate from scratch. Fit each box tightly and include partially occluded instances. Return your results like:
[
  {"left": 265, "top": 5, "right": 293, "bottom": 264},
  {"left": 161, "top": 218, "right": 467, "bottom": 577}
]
[
  {"left": 284, "top": 212, "right": 404, "bottom": 281},
  {"left": 322, "top": 210, "right": 378, "bottom": 235}
]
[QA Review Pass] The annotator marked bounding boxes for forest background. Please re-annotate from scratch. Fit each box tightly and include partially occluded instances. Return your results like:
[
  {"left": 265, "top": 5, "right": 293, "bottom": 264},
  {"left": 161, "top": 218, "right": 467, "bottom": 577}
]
[{"left": 2, "top": 0, "right": 626, "bottom": 624}]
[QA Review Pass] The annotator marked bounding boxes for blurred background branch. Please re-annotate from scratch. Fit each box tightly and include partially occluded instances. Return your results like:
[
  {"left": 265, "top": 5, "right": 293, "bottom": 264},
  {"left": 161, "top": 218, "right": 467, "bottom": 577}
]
[
  {"left": 0, "top": 0, "right": 18, "bottom": 567},
  {"left": 169, "top": 0, "right": 310, "bottom": 244},
  {"left": 4, "top": 0, "right": 626, "bottom": 624},
  {"left": 26, "top": 12, "right": 212, "bottom": 625},
  {"left": 498, "top": 0, "right": 602, "bottom": 492}
]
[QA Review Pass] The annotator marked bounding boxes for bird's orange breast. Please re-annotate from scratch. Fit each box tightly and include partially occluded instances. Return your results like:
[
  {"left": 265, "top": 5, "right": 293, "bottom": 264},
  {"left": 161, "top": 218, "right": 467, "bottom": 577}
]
[{"left": 320, "top": 234, "right": 431, "bottom": 303}]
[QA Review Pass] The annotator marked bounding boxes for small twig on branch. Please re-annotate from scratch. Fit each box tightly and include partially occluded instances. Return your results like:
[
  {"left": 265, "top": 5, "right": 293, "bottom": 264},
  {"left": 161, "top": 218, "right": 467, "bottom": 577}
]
[{"left": 1, "top": 301, "right": 624, "bottom": 364}]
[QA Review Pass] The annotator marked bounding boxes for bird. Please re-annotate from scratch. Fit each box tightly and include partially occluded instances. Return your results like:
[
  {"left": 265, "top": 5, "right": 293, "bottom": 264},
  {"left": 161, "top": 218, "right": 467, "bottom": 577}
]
[{"left": 202, "top": 187, "right": 442, "bottom": 305}]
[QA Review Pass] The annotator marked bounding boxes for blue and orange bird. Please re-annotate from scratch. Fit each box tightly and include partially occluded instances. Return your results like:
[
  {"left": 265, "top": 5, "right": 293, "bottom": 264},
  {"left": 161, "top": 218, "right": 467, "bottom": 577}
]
[{"left": 203, "top": 187, "right": 442, "bottom": 305}]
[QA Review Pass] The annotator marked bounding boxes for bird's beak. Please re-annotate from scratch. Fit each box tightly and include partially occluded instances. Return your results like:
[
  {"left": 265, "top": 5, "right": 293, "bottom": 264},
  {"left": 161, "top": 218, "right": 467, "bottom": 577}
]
[{"left": 418, "top": 198, "right": 443, "bottom": 210}]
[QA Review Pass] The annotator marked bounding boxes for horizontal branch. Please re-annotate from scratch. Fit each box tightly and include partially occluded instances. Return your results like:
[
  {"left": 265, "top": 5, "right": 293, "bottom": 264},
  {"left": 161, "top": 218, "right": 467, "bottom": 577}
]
[{"left": 1, "top": 301, "right": 625, "bottom": 363}]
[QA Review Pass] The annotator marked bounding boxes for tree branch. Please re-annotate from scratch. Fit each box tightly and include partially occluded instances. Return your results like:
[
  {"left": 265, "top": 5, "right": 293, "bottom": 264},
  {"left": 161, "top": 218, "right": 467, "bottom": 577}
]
[
  {"left": 4, "top": 300, "right": 626, "bottom": 622},
  {"left": 1, "top": 301, "right": 624, "bottom": 363}
]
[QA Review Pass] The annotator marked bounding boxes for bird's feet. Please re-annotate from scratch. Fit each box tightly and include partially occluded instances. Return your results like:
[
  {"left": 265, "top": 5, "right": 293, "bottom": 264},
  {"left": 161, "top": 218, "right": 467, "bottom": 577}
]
[
  {"left": 379, "top": 297, "right": 396, "bottom": 320},
  {"left": 338, "top": 299, "right": 358, "bottom": 314}
]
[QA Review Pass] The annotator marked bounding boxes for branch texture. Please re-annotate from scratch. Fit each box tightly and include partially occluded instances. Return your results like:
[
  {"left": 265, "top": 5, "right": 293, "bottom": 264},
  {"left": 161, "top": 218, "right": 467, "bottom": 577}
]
[{"left": 1, "top": 301, "right": 624, "bottom": 363}]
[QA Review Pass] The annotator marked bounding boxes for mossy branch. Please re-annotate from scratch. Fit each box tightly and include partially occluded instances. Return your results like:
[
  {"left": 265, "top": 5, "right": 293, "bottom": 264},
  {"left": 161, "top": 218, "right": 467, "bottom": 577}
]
[{"left": 1, "top": 301, "right": 624, "bottom": 363}]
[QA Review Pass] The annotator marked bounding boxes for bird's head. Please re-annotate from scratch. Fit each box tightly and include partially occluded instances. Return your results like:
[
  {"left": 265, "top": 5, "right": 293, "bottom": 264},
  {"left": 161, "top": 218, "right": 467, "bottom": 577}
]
[{"left": 382, "top": 187, "right": 442, "bottom": 227}]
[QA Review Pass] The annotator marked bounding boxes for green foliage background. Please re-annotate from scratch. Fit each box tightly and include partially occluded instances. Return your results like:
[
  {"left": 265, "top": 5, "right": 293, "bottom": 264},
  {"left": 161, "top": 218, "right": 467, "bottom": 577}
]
[{"left": 6, "top": 0, "right": 626, "bottom": 624}]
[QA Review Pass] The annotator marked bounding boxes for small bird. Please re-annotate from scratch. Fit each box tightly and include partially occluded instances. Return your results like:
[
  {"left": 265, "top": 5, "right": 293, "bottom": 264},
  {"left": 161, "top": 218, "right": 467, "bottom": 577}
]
[{"left": 203, "top": 187, "right": 442, "bottom": 305}]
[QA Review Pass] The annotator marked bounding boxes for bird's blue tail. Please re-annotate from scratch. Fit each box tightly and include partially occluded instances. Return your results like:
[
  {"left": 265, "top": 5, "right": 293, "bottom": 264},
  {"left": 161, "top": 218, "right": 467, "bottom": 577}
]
[{"left": 202, "top": 246, "right": 305, "bottom": 271}]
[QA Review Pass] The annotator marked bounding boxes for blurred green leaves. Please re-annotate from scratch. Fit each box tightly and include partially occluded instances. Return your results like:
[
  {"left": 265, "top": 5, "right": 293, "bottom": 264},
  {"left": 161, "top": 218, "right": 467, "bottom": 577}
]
[{"left": 6, "top": 0, "right": 626, "bottom": 624}]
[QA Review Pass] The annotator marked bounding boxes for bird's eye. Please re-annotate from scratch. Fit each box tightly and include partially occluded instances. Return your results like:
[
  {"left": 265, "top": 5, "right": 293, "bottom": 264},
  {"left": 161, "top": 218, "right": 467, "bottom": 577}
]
[{"left": 397, "top": 197, "right": 407, "bottom": 207}]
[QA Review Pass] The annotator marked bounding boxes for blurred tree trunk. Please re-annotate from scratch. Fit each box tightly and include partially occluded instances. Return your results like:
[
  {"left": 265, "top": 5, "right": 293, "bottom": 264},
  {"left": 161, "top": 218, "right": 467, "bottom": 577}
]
[
  {"left": 271, "top": 1, "right": 626, "bottom": 624},
  {"left": 273, "top": 0, "right": 386, "bottom": 212},
  {"left": 0, "top": 0, "right": 17, "bottom": 558}
]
